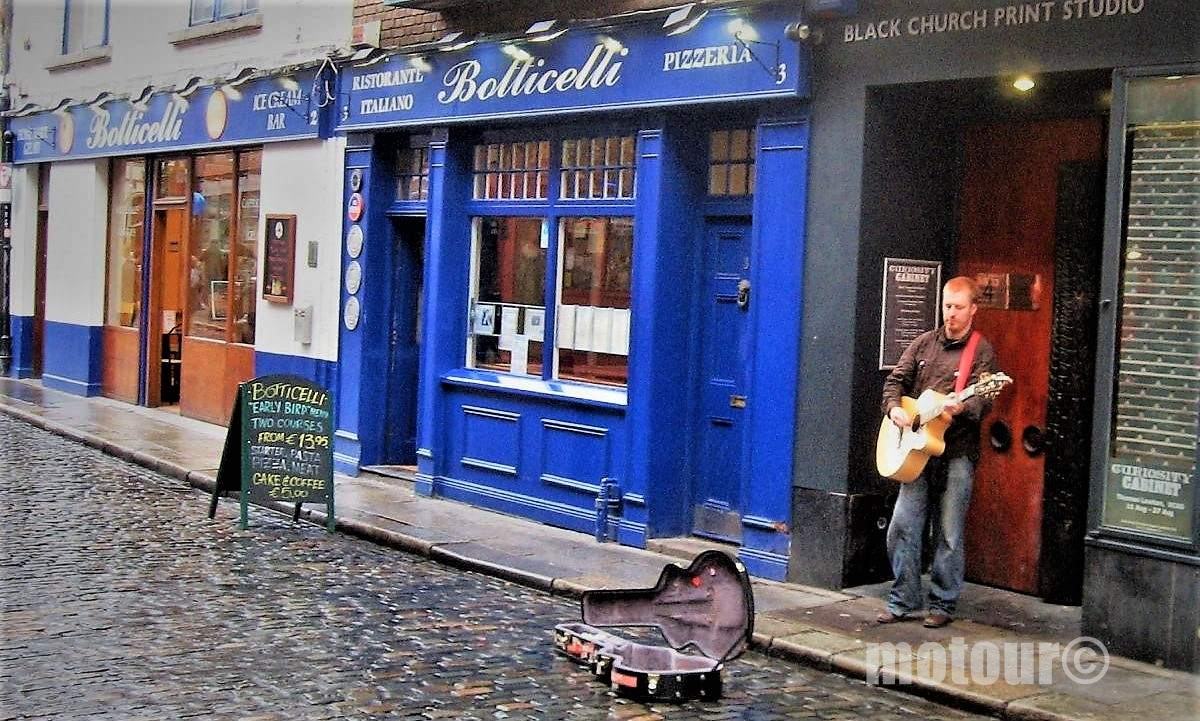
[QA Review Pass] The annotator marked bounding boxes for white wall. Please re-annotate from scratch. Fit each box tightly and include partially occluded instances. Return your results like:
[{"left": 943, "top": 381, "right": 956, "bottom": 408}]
[
  {"left": 44, "top": 159, "right": 108, "bottom": 326},
  {"left": 8, "top": 165, "right": 39, "bottom": 317},
  {"left": 7, "top": 0, "right": 351, "bottom": 108},
  {"left": 255, "top": 136, "right": 345, "bottom": 361}
]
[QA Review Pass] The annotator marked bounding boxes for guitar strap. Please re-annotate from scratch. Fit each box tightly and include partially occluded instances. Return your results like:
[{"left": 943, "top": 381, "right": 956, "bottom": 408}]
[{"left": 954, "top": 330, "right": 981, "bottom": 394}]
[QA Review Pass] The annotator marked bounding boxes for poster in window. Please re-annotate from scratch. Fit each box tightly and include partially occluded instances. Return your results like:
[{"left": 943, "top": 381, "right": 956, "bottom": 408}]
[{"left": 263, "top": 214, "right": 296, "bottom": 305}]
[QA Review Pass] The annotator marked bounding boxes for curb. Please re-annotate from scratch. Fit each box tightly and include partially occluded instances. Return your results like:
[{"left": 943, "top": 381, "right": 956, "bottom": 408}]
[{"left": 0, "top": 402, "right": 1092, "bottom": 721}]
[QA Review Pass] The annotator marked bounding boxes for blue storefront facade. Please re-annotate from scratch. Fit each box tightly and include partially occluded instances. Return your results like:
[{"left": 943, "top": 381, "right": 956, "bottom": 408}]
[{"left": 331, "top": 4, "right": 812, "bottom": 579}]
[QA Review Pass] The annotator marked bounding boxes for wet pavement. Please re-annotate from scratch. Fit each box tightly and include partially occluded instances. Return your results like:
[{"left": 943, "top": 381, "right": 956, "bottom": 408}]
[
  {"left": 0, "top": 415, "right": 988, "bottom": 720},
  {"left": 1, "top": 378, "right": 1197, "bottom": 721}
]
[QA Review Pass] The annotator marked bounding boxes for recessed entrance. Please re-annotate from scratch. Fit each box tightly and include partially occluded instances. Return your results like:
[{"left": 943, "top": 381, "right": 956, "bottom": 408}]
[{"left": 862, "top": 70, "right": 1112, "bottom": 602}]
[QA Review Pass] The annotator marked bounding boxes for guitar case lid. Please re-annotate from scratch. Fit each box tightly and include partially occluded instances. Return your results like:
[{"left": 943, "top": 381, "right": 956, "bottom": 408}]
[{"left": 580, "top": 550, "right": 755, "bottom": 664}]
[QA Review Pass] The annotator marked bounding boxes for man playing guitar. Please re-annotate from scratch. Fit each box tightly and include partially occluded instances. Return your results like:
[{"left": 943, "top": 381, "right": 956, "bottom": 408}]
[{"left": 878, "top": 276, "right": 998, "bottom": 628}]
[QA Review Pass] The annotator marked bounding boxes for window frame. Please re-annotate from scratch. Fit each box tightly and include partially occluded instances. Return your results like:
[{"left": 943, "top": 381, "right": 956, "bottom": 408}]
[
  {"left": 62, "top": 0, "right": 110, "bottom": 55},
  {"left": 1088, "top": 63, "right": 1200, "bottom": 555},
  {"left": 463, "top": 125, "right": 639, "bottom": 390},
  {"left": 189, "top": 0, "right": 259, "bottom": 26}
]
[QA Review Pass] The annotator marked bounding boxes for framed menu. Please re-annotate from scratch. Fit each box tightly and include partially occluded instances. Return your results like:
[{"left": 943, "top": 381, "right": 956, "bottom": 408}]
[
  {"left": 878, "top": 258, "right": 942, "bottom": 370},
  {"left": 263, "top": 214, "right": 296, "bottom": 304}
]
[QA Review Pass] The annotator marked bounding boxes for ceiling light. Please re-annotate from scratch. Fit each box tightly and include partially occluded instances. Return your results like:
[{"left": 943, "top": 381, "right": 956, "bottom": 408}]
[{"left": 1012, "top": 75, "right": 1035, "bottom": 92}]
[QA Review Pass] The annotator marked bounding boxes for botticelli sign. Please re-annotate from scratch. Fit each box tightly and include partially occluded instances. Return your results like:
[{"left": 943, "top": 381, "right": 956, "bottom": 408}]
[
  {"left": 1103, "top": 458, "right": 1193, "bottom": 542},
  {"left": 879, "top": 258, "right": 941, "bottom": 370},
  {"left": 210, "top": 374, "right": 335, "bottom": 531},
  {"left": 841, "top": 0, "right": 1148, "bottom": 44}
]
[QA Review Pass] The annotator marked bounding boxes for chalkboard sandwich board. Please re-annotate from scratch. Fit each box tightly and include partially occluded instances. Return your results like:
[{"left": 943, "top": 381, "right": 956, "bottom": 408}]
[{"left": 209, "top": 374, "right": 335, "bottom": 531}]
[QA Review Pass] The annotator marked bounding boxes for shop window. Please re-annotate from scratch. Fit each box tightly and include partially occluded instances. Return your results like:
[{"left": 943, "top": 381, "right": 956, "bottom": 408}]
[
  {"left": 190, "top": 0, "right": 258, "bottom": 25},
  {"left": 1103, "top": 73, "right": 1199, "bottom": 542},
  {"left": 187, "top": 150, "right": 261, "bottom": 344},
  {"left": 473, "top": 141, "right": 550, "bottom": 200},
  {"left": 468, "top": 217, "right": 546, "bottom": 375},
  {"left": 560, "top": 136, "right": 636, "bottom": 200},
  {"left": 556, "top": 217, "right": 633, "bottom": 386},
  {"left": 62, "top": 0, "right": 109, "bottom": 54},
  {"left": 104, "top": 158, "right": 145, "bottom": 328},
  {"left": 234, "top": 150, "right": 261, "bottom": 344},
  {"left": 708, "top": 128, "right": 756, "bottom": 196},
  {"left": 396, "top": 138, "right": 430, "bottom": 201}
]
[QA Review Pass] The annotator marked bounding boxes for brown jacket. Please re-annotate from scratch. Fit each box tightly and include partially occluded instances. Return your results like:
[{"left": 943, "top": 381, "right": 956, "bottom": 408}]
[{"left": 881, "top": 327, "right": 998, "bottom": 462}]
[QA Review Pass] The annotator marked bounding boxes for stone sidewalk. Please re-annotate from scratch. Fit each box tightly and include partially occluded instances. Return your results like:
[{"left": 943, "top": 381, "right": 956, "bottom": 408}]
[{"left": 1, "top": 378, "right": 1196, "bottom": 721}]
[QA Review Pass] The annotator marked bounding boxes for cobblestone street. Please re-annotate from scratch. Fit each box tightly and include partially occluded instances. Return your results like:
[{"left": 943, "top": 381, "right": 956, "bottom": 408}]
[{"left": 0, "top": 415, "right": 987, "bottom": 721}]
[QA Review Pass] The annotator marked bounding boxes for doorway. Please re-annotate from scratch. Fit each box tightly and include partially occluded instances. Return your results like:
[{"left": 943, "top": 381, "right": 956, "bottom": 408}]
[
  {"left": 146, "top": 205, "right": 187, "bottom": 407},
  {"left": 32, "top": 165, "right": 48, "bottom": 378},
  {"left": 958, "top": 118, "right": 1105, "bottom": 598},
  {"left": 692, "top": 218, "right": 754, "bottom": 542},
  {"left": 383, "top": 216, "right": 425, "bottom": 465}
]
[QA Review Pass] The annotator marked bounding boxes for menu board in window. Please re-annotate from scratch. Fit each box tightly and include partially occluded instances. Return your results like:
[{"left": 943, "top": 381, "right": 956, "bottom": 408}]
[{"left": 263, "top": 214, "right": 296, "bottom": 304}]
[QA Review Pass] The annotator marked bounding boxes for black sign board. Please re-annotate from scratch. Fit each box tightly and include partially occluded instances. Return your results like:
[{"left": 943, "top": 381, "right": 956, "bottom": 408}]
[
  {"left": 209, "top": 374, "right": 335, "bottom": 530},
  {"left": 879, "top": 258, "right": 942, "bottom": 370}
]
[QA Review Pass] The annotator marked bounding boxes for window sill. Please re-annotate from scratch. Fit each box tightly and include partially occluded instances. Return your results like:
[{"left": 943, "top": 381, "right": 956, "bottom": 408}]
[
  {"left": 44, "top": 45, "right": 112, "bottom": 72},
  {"left": 169, "top": 13, "right": 263, "bottom": 46},
  {"left": 441, "top": 368, "right": 628, "bottom": 410}
]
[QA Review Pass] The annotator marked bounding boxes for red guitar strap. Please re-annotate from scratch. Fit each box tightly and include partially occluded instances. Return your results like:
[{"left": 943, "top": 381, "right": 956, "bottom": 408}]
[{"left": 955, "top": 331, "right": 981, "bottom": 394}]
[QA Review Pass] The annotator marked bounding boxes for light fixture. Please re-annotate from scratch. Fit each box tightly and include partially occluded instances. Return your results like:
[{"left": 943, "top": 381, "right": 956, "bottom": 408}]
[
  {"left": 501, "top": 44, "right": 533, "bottom": 63},
  {"left": 129, "top": 85, "right": 154, "bottom": 112},
  {"left": 12, "top": 102, "right": 44, "bottom": 117},
  {"left": 277, "top": 76, "right": 300, "bottom": 92},
  {"left": 350, "top": 47, "right": 389, "bottom": 67},
  {"left": 219, "top": 67, "right": 257, "bottom": 102},
  {"left": 173, "top": 76, "right": 204, "bottom": 99},
  {"left": 526, "top": 19, "right": 566, "bottom": 42},
  {"left": 1012, "top": 75, "right": 1035, "bottom": 92},
  {"left": 86, "top": 91, "right": 113, "bottom": 111},
  {"left": 435, "top": 31, "right": 475, "bottom": 52},
  {"left": 663, "top": 3, "right": 708, "bottom": 36},
  {"left": 409, "top": 55, "right": 432, "bottom": 74}
]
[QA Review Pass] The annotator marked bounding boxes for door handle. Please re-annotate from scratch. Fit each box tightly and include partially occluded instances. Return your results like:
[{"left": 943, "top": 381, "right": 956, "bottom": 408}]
[
  {"left": 988, "top": 419, "right": 1012, "bottom": 452},
  {"left": 1022, "top": 425, "right": 1046, "bottom": 456},
  {"left": 736, "top": 279, "right": 751, "bottom": 310}
]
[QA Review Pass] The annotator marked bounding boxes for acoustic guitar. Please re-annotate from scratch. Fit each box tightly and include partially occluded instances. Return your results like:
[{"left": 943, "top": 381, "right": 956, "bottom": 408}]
[{"left": 876, "top": 372, "right": 1013, "bottom": 482}]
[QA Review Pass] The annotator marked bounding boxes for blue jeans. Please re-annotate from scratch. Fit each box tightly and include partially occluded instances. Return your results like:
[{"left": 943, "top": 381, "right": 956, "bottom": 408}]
[{"left": 885, "top": 456, "right": 975, "bottom": 617}]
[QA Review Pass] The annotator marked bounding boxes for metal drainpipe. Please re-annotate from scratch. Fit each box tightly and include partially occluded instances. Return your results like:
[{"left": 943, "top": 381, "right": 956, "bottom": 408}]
[{"left": 594, "top": 478, "right": 621, "bottom": 543}]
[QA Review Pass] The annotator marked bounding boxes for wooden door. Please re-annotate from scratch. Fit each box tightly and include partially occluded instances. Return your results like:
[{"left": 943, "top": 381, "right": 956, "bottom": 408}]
[
  {"left": 958, "top": 119, "right": 1103, "bottom": 593},
  {"left": 147, "top": 207, "right": 187, "bottom": 407}
]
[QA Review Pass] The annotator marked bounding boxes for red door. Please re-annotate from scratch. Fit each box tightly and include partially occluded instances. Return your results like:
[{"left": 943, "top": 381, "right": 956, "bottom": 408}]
[{"left": 958, "top": 119, "right": 1103, "bottom": 593}]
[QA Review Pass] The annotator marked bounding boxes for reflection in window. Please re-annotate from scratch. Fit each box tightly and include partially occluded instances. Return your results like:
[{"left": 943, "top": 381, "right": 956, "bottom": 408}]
[
  {"left": 189, "top": 153, "right": 234, "bottom": 341},
  {"left": 557, "top": 217, "right": 633, "bottom": 386},
  {"left": 105, "top": 158, "right": 145, "bottom": 328},
  {"left": 157, "top": 157, "right": 190, "bottom": 199},
  {"left": 234, "top": 150, "right": 261, "bottom": 344},
  {"left": 469, "top": 218, "right": 545, "bottom": 375},
  {"left": 186, "top": 150, "right": 261, "bottom": 344},
  {"left": 190, "top": 0, "right": 258, "bottom": 25},
  {"left": 709, "top": 128, "right": 756, "bottom": 196}
]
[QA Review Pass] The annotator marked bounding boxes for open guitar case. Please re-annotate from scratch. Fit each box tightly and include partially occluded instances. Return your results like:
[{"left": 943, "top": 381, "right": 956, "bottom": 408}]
[{"left": 553, "top": 550, "right": 754, "bottom": 702}]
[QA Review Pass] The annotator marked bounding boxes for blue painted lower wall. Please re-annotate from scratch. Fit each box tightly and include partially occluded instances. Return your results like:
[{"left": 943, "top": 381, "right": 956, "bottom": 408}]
[
  {"left": 8, "top": 315, "right": 36, "bottom": 378},
  {"left": 41, "top": 321, "right": 102, "bottom": 396},
  {"left": 254, "top": 350, "right": 339, "bottom": 391}
]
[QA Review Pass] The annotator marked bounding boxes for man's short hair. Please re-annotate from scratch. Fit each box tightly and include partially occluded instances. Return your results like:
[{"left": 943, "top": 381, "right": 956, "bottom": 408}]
[{"left": 944, "top": 276, "right": 979, "bottom": 303}]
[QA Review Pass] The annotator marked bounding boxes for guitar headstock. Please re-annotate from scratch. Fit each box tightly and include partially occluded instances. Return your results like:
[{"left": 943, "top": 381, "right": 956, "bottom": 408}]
[{"left": 974, "top": 372, "right": 1013, "bottom": 400}]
